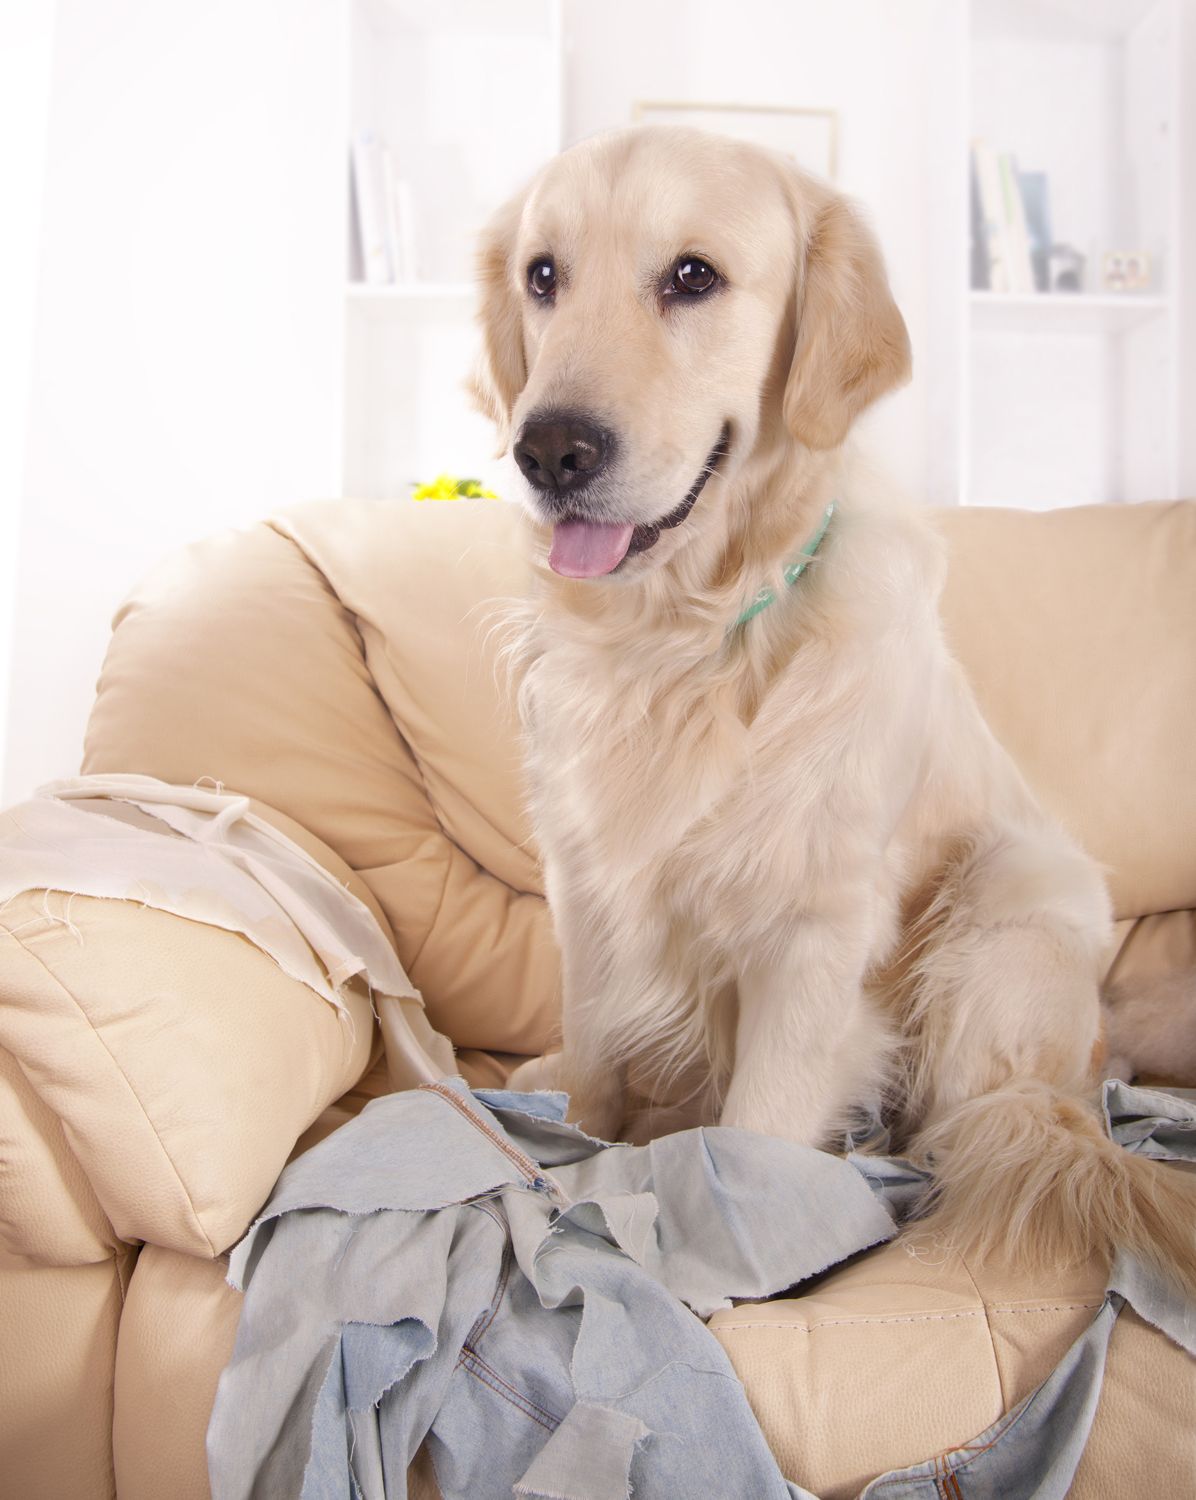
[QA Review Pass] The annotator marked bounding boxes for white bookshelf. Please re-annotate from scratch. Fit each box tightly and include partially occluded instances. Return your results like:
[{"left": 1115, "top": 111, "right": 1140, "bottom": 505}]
[
  {"left": 955, "top": 0, "right": 1181, "bottom": 508},
  {"left": 343, "top": 0, "right": 563, "bottom": 498},
  {"left": 969, "top": 291, "right": 1169, "bottom": 333},
  {"left": 346, "top": 283, "right": 476, "bottom": 302},
  {"left": 340, "top": 0, "right": 1186, "bottom": 511}
]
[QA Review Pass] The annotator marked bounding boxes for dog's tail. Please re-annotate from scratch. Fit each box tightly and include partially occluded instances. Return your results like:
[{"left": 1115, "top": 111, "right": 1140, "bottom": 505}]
[{"left": 904, "top": 1080, "right": 1196, "bottom": 1295}]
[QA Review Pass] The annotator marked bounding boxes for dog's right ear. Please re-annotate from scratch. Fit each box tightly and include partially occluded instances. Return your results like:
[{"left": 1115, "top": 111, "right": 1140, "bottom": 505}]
[
  {"left": 469, "top": 193, "right": 528, "bottom": 454},
  {"left": 782, "top": 178, "right": 911, "bottom": 452}
]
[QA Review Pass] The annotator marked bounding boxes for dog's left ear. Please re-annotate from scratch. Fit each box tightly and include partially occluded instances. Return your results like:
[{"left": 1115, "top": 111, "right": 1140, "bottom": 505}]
[
  {"left": 469, "top": 192, "right": 528, "bottom": 454},
  {"left": 783, "top": 185, "right": 912, "bottom": 451}
]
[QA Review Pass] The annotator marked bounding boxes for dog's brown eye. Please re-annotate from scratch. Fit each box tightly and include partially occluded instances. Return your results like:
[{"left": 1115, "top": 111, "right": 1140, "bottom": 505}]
[
  {"left": 528, "top": 259, "right": 556, "bottom": 298},
  {"left": 671, "top": 258, "right": 718, "bottom": 295}
]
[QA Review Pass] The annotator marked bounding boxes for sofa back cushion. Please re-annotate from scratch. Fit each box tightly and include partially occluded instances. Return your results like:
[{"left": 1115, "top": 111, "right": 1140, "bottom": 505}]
[
  {"left": 85, "top": 497, "right": 1196, "bottom": 1056},
  {"left": 932, "top": 501, "right": 1196, "bottom": 920}
]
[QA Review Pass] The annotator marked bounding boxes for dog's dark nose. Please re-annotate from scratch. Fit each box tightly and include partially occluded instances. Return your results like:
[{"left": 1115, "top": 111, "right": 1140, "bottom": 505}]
[{"left": 513, "top": 416, "right": 610, "bottom": 494}]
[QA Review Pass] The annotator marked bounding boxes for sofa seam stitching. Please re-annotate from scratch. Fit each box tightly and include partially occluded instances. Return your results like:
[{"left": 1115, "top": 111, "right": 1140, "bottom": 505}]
[
  {"left": 409, "top": 842, "right": 455, "bottom": 971},
  {"left": 260, "top": 518, "right": 450, "bottom": 962},
  {"left": 955, "top": 1251, "right": 1007, "bottom": 1411},
  {"left": 2, "top": 1042, "right": 120, "bottom": 1263},
  {"left": 1, "top": 912, "right": 217, "bottom": 1256},
  {"left": 710, "top": 1302, "right": 1105, "bottom": 1332}
]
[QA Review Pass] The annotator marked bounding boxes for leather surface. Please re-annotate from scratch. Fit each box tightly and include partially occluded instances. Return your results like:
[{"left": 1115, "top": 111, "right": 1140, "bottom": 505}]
[
  {"left": 113, "top": 1246, "right": 441, "bottom": 1500},
  {"left": 710, "top": 1239, "right": 1196, "bottom": 1498},
  {"left": 0, "top": 1042, "right": 116, "bottom": 1266},
  {"left": 5, "top": 494, "right": 1194, "bottom": 1496},
  {"left": 0, "top": 1256, "right": 132, "bottom": 1500},
  {"left": 0, "top": 887, "right": 374, "bottom": 1259},
  {"left": 83, "top": 510, "right": 559, "bottom": 1056},
  {"left": 111, "top": 1227, "right": 1196, "bottom": 1500},
  {"left": 80, "top": 498, "right": 1196, "bottom": 1057},
  {"left": 931, "top": 501, "right": 1196, "bottom": 919},
  {"left": 113, "top": 1246, "right": 238, "bottom": 1500},
  {"left": 1108, "top": 907, "right": 1196, "bottom": 985}
]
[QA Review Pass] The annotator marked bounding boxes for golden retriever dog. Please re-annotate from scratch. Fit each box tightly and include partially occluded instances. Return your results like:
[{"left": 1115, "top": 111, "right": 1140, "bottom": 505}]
[{"left": 474, "top": 126, "right": 1196, "bottom": 1289}]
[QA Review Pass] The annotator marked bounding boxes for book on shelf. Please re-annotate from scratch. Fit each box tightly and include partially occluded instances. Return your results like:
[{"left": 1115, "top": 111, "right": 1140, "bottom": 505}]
[
  {"left": 393, "top": 176, "right": 419, "bottom": 285},
  {"left": 351, "top": 130, "right": 420, "bottom": 286},
  {"left": 970, "top": 141, "right": 1050, "bottom": 294},
  {"left": 351, "top": 132, "right": 391, "bottom": 284},
  {"left": 1018, "top": 171, "right": 1052, "bottom": 293},
  {"left": 998, "top": 152, "right": 1035, "bottom": 294},
  {"left": 969, "top": 150, "right": 990, "bottom": 292},
  {"left": 971, "top": 140, "right": 1010, "bottom": 292}
]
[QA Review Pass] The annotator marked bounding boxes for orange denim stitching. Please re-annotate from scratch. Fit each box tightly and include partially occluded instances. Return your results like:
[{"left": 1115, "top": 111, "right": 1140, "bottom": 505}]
[
  {"left": 420, "top": 1081, "right": 545, "bottom": 1185},
  {"left": 461, "top": 1235, "right": 513, "bottom": 1355},
  {"left": 458, "top": 1347, "right": 561, "bottom": 1432}
]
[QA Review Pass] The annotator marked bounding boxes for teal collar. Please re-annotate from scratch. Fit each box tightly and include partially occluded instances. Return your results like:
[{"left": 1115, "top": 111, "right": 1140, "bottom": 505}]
[{"left": 732, "top": 501, "right": 836, "bottom": 628}]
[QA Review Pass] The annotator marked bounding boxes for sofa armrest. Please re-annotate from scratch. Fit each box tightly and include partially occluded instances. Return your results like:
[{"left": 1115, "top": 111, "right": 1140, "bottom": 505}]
[{"left": 0, "top": 876, "right": 376, "bottom": 1260}]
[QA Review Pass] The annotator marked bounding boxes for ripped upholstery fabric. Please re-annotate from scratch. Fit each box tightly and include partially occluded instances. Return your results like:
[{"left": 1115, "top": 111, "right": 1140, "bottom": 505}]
[
  {"left": 207, "top": 1079, "right": 1196, "bottom": 1500},
  {"left": 0, "top": 774, "right": 455, "bottom": 1085}
]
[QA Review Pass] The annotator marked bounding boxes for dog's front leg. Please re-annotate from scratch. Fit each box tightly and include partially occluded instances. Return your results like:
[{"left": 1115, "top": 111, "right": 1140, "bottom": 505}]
[
  {"left": 720, "top": 909, "right": 892, "bottom": 1148},
  {"left": 545, "top": 877, "right": 631, "bottom": 1141}
]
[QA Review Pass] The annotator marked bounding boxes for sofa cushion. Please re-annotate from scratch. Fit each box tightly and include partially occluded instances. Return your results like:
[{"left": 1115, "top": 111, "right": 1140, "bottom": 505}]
[
  {"left": 85, "top": 497, "right": 1196, "bottom": 1057},
  {"left": 84, "top": 511, "right": 557, "bottom": 1055},
  {"left": 113, "top": 1246, "right": 441, "bottom": 1500},
  {"left": 932, "top": 501, "right": 1196, "bottom": 920},
  {"left": 708, "top": 1239, "right": 1196, "bottom": 1499},
  {"left": 278, "top": 496, "right": 1196, "bottom": 930},
  {"left": 0, "top": 1043, "right": 117, "bottom": 1267},
  {"left": 0, "top": 888, "right": 374, "bottom": 1259},
  {"left": 111, "top": 1199, "right": 1196, "bottom": 1500},
  {"left": 0, "top": 1258, "right": 131, "bottom": 1500}
]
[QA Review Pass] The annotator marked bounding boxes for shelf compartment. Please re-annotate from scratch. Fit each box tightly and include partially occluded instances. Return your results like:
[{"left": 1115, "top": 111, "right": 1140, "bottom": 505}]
[
  {"left": 347, "top": 282, "right": 476, "bottom": 303},
  {"left": 969, "top": 291, "right": 1169, "bottom": 334}
]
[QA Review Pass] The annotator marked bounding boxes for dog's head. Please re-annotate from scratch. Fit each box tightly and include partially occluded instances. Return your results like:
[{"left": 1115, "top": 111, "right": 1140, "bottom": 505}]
[{"left": 473, "top": 127, "right": 910, "bottom": 581}]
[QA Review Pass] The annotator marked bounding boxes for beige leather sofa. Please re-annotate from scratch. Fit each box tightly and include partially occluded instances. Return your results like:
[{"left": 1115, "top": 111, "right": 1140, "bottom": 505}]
[{"left": 2, "top": 496, "right": 1194, "bottom": 1499}]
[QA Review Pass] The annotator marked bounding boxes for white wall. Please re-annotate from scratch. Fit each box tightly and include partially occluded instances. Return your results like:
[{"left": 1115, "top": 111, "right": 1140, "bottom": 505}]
[
  {"left": 2, "top": 0, "right": 349, "bottom": 804},
  {"left": 560, "top": 0, "right": 953, "bottom": 506},
  {"left": 0, "top": 1, "right": 57, "bottom": 800},
  {"left": 1181, "top": 0, "right": 1196, "bottom": 499},
  {"left": 7, "top": 0, "right": 1191, "bottom": 805}
]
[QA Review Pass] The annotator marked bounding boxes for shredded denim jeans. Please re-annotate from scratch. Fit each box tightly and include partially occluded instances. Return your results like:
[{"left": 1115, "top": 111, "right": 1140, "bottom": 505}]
[{"left": 208, "top": 1079, "right": 1196, "bottom": 1500}]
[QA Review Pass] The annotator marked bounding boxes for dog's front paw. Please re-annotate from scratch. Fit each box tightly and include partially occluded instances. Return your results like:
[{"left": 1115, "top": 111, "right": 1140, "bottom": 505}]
[
  {"left": 558, "top": 1072, "right": 625, "bottom": 1142},
  {"left": 505, "top": 1052, "right": 563, "bottom": 1094},
  {"left": 720, "top": 1088, "right": 830, "bottom": 1147},
  {"left": 620, "top": 1099, "right": 709, "bottom": 1145},
  {"left": 504, "top": 1054, "right": 623, "bottom": 1139}
]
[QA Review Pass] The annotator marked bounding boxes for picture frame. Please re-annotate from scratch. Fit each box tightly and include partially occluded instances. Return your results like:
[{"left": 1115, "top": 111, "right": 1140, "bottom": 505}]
[
  {"left": 632, "top": 100, "right": 839, "bottom": 182},
  {"left": 1101, "top": 251, "right": 1152, "bottom": 293}
]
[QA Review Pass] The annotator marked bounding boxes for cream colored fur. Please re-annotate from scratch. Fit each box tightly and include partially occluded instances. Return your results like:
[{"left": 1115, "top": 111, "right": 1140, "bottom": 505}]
[
  {"left": 1102, "top": 969, "right": 1196, "bottom": 1085},
  {"left": 477, "top": 127, "right": 1196, "bottom": 1291}
]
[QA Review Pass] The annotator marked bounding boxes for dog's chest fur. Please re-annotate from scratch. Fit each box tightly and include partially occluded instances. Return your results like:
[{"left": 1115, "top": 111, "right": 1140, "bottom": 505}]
[
  {"left": 520, "top": 511, "right": 947, "bottom": 958},
  {"left": 526, "top": 647, "right": 752, "bottom": 904},
  {"left": 524, "top": 624, "right": 895, "bottom": 948}
]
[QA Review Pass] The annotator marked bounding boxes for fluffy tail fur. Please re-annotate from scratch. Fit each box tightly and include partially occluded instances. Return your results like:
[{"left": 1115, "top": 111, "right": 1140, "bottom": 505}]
[{"left": 904, "top": 1080, "right": 1196, "bottom": 1296}]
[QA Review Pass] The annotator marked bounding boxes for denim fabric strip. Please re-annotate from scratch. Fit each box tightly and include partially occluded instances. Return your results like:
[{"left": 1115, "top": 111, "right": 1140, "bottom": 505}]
[
  {"left": 1102, "top": 1079, "right": 1196, "bottom": 1160},
  {"left": 209, "top": 1080, "right": 881, "bottom": 1498},
  {"left": 209, "top": 1079, "right": 1196, "bottom": 1500},
  {"left": 512, "top": 1403, "right": 650, "bottom": 1500}
]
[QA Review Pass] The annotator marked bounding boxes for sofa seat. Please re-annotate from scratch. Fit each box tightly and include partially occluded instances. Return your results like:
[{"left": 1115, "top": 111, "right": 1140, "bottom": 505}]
[
  {"left": 109, "top": 1084, "right": 1196, "bottom": 1500},
  {"left": 3, "top": 494, "right": 1195, "bottom": 1497},
  {"left": 711, "top": 1242, "right": 1196, "bottom": 1497},
  {"left": 99, "top": 1041, "right": 1196, "bottom": 1500}
]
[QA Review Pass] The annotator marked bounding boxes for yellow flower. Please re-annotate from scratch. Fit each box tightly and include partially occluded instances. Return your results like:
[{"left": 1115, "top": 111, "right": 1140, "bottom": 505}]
[{"left": 411, "top": 474, "right": 500, "bottom": 501}]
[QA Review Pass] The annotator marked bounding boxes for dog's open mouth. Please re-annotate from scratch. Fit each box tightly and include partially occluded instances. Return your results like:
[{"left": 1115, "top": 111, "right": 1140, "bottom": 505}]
[{"left": 547, "top": 424, "right": 731, "bottom": 579}]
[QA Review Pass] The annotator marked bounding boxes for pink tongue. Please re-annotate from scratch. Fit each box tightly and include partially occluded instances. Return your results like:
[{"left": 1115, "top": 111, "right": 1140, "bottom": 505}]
[{"left": 549, "top": 520, "right": 635, "bottom": 578}]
